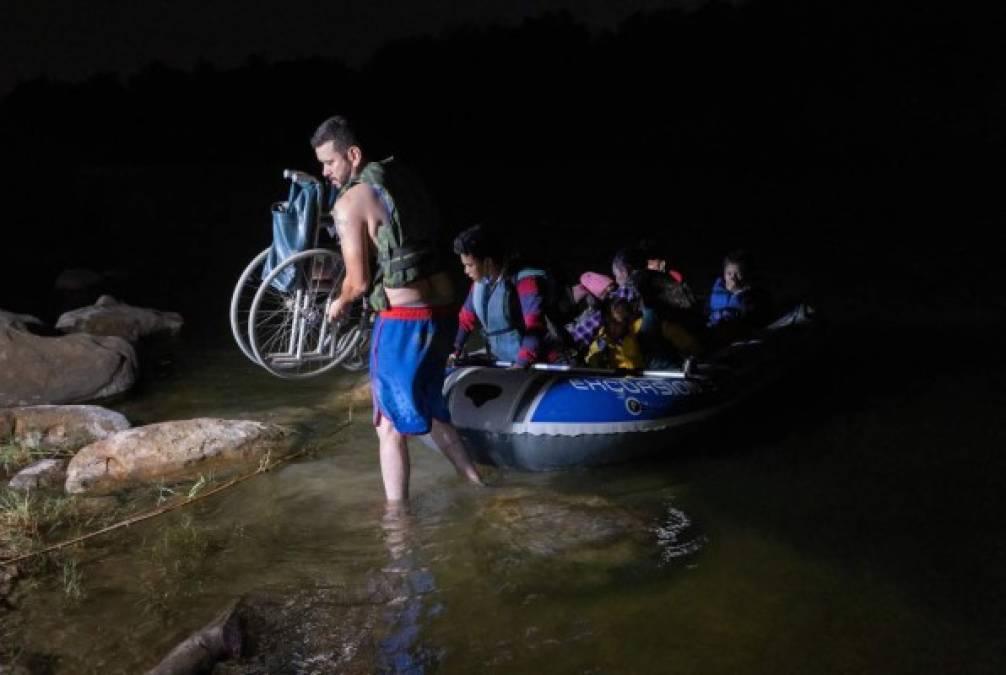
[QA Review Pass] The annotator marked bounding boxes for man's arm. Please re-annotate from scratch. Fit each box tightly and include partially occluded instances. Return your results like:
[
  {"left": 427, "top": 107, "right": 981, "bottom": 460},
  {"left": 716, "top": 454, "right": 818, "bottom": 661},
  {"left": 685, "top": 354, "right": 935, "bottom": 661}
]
[
  {"left": 327, "top": 185, "right": 376, "bottom": 320},
  {"left": 453, "top": 282, "right": 479, "bottom": 356},
  {"left": 515, "top": 275, "right": 549, "bottom": 367}
]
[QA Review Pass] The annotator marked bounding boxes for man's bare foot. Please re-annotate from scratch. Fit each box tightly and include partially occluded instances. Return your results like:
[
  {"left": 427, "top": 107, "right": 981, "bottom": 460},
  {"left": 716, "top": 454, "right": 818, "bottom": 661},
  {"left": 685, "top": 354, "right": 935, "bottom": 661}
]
[
  {"left": 455, "top": 466, "right": 486, "bottom": 486},
  {"left": 462, "top": 465, "right": 504, "bottom": 488}
]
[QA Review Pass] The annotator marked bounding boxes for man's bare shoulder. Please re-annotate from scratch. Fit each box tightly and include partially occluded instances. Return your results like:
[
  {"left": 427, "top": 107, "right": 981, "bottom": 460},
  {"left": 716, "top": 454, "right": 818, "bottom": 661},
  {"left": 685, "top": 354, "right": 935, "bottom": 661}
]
[
  {"left": 335, "top": 183, "right": 386, "bottom": 235},
  {"left": 336, "top": 182, "right": 381, "bottom": 211}
]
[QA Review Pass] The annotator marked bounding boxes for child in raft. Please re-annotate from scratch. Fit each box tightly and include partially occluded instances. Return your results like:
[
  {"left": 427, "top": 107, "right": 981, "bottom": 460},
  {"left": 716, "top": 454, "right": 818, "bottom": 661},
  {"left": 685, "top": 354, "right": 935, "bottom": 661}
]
[
  {"left": 586, "top": 298, "right": 645, "bottom": 370},
  {"left": 707, "top": 249, "right": 773, "bottom": 346}
]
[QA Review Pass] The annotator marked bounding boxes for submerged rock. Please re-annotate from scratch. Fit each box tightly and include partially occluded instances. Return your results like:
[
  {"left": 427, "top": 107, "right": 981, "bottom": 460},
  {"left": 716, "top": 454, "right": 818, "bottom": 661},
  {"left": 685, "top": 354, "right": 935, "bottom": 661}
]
[
  {"left": 470, "top": 488, "right": 707, "bottom": 588},
  {"left": 335, "top": 373, "right": 373, "bottom": 408},
  {"left": 1, "top": 405, "right": 130, "bottom": 452},
  {"left": 64, "top": 418, "right": 298, "bottom": 494},
  {"left": 8, "top": 459, "right": 67, "bottom": 491},
  {"left": 153, "top": 532, "right": 438, "bottom": 674},
  {"left": 477, "top": 488, "right": 648, "bottom": 557},
  {"left": 0, "top": 328, "right": 137, "bottom": 406},
  {"left": 197, "top": 581, "right": 406, "bottom": 674},
  {"left": 56, "top": 295, "right": 183, "bottom": 342}
]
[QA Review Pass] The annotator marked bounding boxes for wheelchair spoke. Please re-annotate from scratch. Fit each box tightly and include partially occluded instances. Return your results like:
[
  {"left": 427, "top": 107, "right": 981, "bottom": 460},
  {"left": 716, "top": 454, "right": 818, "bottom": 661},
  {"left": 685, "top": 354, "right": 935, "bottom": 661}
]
[{"left": 249, "top": 249, "right": 363, "bottom": 378}]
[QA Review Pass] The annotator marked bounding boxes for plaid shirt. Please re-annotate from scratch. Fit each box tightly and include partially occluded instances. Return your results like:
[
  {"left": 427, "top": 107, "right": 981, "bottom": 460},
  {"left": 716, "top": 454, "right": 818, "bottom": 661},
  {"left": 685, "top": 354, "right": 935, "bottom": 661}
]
[
  {"left": 566, "top": 283, "right": 640, "bottom": 350},
  {"left": 567, "top": 307, "right": 603, "bottom": 349},
  {"left": 613, "top": 282, "right": 640, "bottom": 306}
]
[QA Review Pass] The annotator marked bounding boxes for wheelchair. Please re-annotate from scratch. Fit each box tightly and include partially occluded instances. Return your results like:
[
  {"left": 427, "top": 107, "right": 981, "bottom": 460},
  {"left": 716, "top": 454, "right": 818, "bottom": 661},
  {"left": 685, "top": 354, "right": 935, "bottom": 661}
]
[{"left": 230, "top": 170, "right": 372, "bottom": 379}]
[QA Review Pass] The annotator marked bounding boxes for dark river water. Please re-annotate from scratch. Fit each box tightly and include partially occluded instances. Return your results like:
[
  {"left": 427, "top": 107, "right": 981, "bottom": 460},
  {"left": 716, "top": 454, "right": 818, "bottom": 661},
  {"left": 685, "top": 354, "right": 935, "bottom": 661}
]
[{"left": 8, "top": 309, "right": 1006, "bottom": 673}]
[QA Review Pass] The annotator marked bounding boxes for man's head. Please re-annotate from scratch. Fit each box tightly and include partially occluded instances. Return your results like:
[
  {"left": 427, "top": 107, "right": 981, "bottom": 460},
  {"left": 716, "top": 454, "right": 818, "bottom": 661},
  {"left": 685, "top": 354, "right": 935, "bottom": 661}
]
[
  {"left": 612, "top": 246, "right": 646, "bottom": 286},
  {"left": 722, "top": 249, "right": 751, "bottom": 293},
  {"left": 312, "top": 116, "right": 364, "bottom": 188},
  {"left": 453, "top": 224, "right": 506, "bottom": 282},
  {"left": 637, "top": 238, "right": 667, "bottom": 272}
]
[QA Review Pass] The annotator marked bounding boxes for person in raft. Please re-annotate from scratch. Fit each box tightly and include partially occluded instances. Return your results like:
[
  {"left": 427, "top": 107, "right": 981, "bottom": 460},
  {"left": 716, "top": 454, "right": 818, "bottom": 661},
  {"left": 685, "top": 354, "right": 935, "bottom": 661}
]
[
  {"left": 451, "top": 224, "right": 567, "bottom": 368},
  {"left": 315, "top": 115, "right": 483, "bottom": 501},
  {"left": 565, "top": 271, "right": 618, "bottom": 357},
  {"left": 706, "top": 248, "right": 773, "bottom": 346},
  {"left": 585, "top": 298, "right": 645, "bottom": 370}
]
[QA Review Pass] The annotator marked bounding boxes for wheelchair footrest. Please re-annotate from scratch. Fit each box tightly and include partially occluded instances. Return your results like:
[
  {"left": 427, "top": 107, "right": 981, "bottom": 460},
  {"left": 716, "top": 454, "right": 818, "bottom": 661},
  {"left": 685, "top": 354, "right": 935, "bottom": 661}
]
[{"left": 266, "top": 352, "right": 335, "bottom": 366}]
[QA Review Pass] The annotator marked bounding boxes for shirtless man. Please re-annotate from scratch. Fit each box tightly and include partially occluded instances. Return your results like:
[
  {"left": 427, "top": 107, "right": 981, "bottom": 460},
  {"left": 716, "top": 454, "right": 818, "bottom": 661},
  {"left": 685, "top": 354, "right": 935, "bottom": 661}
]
[{"left": 312, "top": 115, "right": 483, "bottom": 500}]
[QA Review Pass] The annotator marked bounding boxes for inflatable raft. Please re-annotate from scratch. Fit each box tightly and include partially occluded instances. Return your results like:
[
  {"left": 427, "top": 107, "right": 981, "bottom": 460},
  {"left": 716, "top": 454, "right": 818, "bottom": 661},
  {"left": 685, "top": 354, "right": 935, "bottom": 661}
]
[{"left": 444, "top": 304, "right": 816, "bottom": 471}]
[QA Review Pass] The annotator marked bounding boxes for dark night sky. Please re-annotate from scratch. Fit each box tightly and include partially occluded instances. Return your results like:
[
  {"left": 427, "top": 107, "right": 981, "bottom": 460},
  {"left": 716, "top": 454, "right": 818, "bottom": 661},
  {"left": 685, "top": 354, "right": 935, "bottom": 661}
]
[
  {"left": 1, "top": 0, "right": 1000, "bottom": 322},
  {"left": 0, "top": 0, "right": 735, "bottom": 95}
]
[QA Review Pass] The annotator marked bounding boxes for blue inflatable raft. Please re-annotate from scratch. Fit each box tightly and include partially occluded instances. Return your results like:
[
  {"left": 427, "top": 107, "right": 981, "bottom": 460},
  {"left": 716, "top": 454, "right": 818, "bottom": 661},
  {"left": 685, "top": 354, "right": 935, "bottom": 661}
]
[{"left": 444, "top": 305, "right": 816, "bottom": 471}]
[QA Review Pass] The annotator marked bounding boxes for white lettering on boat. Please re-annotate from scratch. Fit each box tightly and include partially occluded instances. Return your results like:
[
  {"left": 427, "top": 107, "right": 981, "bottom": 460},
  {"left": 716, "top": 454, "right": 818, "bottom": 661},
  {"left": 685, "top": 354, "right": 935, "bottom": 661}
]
[
  {"left": 635, "top": 380, "right": 658, "bottom": 395},
  {"left": 568, "top": 378, "right": 706, "bottom": 397}
]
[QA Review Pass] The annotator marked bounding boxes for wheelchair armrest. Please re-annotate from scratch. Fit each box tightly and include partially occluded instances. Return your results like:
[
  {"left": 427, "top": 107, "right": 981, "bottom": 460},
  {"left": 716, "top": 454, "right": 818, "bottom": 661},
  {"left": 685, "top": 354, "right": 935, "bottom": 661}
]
[{"left": 283, "top": 169, "right": 320, "bottom": 184}]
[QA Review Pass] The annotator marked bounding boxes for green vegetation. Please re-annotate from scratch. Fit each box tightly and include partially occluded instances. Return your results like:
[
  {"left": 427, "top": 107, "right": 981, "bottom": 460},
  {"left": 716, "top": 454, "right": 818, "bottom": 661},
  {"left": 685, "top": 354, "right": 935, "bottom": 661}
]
[
  {"left": 60, "top": 557, "right": 84, "bottom": 603},
  {"left": 1, "top": 432, "right": 75, "bottom": 479},
  {"left": 0, "top": 441, "right": 33, "bottom": 477},
  {"left": 136, "top": 512, "right": 215, "bottom": 621},
  {"left": 1, "top": 488, "right": 84, "bottom": 566},
  {"left": 0, "top": 437, "right": 81, "bottom": 562},
  {"left": 1, "top": 463, "right": 225, "bottom": 574}
]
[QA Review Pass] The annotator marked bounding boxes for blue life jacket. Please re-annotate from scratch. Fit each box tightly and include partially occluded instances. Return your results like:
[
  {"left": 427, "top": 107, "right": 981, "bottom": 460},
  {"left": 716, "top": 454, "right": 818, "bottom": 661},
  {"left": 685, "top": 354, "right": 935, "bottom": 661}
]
[
  {"left": 708, "top": 277, "right": 750, "bottom": 326},
  {"left": 472, "top": 268, "right": 547, "bottom": 362}
]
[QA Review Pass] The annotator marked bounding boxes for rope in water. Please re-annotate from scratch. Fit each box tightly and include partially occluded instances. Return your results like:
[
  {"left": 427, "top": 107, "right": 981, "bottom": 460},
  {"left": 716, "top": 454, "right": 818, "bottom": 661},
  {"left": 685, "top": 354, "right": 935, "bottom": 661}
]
[{"left": 0, "top": 421, "right": 350, "bottom": 567}]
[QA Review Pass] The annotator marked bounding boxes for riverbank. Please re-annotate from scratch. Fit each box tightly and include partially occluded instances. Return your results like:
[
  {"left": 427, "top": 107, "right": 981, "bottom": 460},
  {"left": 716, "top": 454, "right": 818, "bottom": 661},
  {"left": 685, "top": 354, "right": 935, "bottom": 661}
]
[{"left": 0, "top": 297, "right": 1002, "bottom": 672}]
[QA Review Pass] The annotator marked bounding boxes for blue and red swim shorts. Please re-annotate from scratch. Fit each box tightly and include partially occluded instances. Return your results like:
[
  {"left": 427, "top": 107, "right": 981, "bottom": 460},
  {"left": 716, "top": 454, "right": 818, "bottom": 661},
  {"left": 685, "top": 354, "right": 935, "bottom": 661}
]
[{"left": 369, "top": 305, "right": 454, "bottom": 435}]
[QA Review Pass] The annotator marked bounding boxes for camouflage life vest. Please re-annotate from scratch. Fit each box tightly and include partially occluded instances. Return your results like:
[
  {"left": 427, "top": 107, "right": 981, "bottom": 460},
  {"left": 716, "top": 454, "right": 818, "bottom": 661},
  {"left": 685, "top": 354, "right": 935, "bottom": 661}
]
[{"left": 337, "top": 157, "right": 442, "bottom": 310}]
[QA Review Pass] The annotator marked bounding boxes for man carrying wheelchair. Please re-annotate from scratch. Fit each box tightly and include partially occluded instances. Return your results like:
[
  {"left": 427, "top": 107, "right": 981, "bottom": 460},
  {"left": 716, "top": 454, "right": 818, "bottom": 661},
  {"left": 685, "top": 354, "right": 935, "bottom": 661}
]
[{"left": 312, "top": 115, "right": 484, "bottom": 501}]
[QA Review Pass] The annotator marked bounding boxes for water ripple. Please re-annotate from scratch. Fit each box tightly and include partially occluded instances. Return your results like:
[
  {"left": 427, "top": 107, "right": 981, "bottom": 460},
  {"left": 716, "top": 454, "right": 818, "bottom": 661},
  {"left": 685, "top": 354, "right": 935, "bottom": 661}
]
[{"left": 653, "top": 504, "right": 708, "bottom": 566}]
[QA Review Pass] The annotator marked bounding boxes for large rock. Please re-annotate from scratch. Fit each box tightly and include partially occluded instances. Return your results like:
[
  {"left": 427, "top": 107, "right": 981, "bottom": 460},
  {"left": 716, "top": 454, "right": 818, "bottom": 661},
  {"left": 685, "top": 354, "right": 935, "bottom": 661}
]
[
  {"left": 8, "top": 458, "right": 67, "bottom": 491},
  {"left": 1, "top": 405, "right": 130, "bottom": 451},
  {"left": 65, "top": 418, "right": 298, "bottom": 494},
  {"left": 0, "top": 310, "right": 44, "bottom": 333},
  {"left": 0, "top": 327, "right": 137, "bottom": 406},
  {"left": 56, "top": 295, "right": 183, "bottom": 342}
]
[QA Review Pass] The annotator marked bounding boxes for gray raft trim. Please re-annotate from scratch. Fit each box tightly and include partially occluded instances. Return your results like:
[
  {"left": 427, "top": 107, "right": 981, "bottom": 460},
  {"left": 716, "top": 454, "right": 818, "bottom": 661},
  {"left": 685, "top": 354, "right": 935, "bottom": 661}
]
[{"left": 505, "top": 404, "right": 725, "bottom": 436}]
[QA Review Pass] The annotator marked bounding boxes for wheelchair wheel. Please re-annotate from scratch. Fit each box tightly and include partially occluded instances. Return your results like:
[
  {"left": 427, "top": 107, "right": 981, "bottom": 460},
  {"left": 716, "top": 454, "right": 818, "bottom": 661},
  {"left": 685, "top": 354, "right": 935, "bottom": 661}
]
[
  {"left": 248, "top": 248, "right": 359, "bottom": 379},
  {"left": 230, "top": 247, "right": 270, "bottom": 364}
]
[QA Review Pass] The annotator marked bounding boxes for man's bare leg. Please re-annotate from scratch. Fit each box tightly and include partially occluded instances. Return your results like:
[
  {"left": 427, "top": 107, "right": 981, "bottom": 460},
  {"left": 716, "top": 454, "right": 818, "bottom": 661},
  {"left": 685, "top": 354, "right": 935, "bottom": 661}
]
[
  {"left": 430, "top": 418, "right": 485, "bottom": 486},
  {"left": 376, "top": 416, "right": 410, "bottom": 501}
]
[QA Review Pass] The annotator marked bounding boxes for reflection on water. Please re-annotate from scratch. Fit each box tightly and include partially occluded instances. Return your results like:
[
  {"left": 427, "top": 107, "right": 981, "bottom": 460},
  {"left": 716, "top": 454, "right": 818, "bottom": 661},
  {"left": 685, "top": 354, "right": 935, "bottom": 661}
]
[
  {"left": 376, "top": 504, "right": 439, "bottom": 673},
  {"left": 655, "top": 505, "right": 707, "bottom": 566},
  {"left": 5, "top": 335, "right": 1006, "bottom": 674}
]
